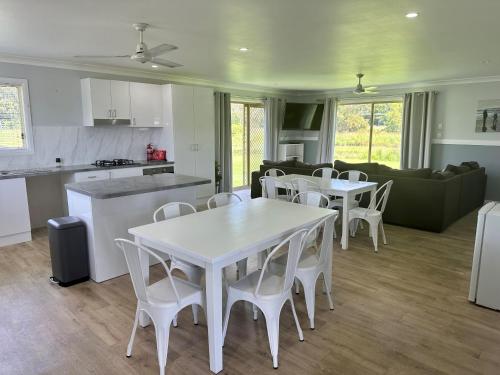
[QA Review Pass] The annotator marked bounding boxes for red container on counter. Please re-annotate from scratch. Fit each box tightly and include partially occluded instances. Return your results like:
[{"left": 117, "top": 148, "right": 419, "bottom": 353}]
[{"left": 152, "top": 149, "right": 167, "bottom": 161}]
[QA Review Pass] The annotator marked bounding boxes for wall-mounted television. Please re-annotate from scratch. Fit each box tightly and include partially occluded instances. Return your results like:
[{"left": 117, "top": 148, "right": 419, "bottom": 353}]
[{"left": 282, "top": 103, "right": 324, "bottom": 131}]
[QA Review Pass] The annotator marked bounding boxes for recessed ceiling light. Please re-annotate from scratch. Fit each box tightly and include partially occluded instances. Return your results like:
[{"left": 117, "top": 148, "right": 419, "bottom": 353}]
[
  {"left": 151, "top": 64, "right": 159, "bottom": 68},
  {"left": 405, "top": 12, "right": 419, "bottom": 18},
  {"left": 239, "top": 47, "right": 249, "bottom": 52}
]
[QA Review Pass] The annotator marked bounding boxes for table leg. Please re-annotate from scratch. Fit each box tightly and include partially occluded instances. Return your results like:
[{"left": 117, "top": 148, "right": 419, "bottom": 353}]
[
  {"left": 205, "top": 264, "right": 224, "bottom": 373},
  {"left": 324, "top": 215, "right": 335, "bottom": 287},
  {"left": 341, "top": 192, "right": 350, "bottom": 250},
  {"left": 136, "top": 237, "right": 151, "bottom": 327}
]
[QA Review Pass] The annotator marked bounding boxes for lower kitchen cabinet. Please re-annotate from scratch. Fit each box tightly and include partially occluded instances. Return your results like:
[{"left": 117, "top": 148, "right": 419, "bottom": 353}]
[{"left": 0, "top": 178, "right": 31, "bottom": 246}]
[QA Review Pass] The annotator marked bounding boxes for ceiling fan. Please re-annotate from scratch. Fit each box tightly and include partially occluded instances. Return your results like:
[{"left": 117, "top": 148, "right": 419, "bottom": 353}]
[
  {"left": 353, "top": 73, "right": 378, "bottom": 94},
  {"left": 74, "top": 23, "right": 182, "bottom": 68}
]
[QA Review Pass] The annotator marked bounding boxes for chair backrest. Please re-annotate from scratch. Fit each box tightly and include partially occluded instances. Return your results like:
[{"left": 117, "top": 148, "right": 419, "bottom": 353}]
[
  {"left": 114, "top": 238, "right": 181, "bottom": 305},
  {"left": 338, "top": 170, "right": 368, "bottom": 183},
  {"left": 368, "top": 180, "right": 394, "bottom": 213},
  {"left": 153, "top": 201, "right": 197, "bottom": 222},
  {"left": 256, "top": 229, "right": 308, "bottom": 296},
  {"left": 207, "top": 192, "right": 242, "bottom": 209},
  {"left": 263, "top": 176, "right": 280, "bottom": 199},
  {"left": 304, "top": 215, "right": 337, "bottom": 265},
  {"left": 264, "top": 168, "right": 285, "bottom": 177},
  {"left": 312, "top": 167, "right": 339, "bottom": 181},
  {"left": 291, "top": 177, "right": 320, "bottom": 194},
  {"left": 292, "top": 191, "right": 330, "bottom": 208}
]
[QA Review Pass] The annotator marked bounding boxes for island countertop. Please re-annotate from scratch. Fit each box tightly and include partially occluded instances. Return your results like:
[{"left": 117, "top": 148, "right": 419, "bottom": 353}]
[{"left": 65, "top": 173, "right": 211, "bottom": 199}]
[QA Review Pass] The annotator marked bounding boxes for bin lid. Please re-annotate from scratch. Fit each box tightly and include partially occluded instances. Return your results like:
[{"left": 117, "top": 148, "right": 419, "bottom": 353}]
[{"left": 47, "top": 216, "right": 84, "bottom": 230}]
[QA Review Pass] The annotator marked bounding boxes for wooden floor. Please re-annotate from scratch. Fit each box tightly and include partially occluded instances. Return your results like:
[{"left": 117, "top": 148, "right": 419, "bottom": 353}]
[{"left": 1, "top": 212, "right": 499, "bottom": 375}]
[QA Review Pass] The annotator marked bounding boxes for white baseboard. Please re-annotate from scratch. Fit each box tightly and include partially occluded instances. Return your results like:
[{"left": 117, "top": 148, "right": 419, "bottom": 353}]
[{"left": 0, "top": 231, "right": 32, "bottom": 247}]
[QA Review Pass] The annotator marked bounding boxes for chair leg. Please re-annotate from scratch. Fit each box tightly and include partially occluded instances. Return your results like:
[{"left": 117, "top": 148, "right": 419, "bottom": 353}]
[
  {"left": 371, "top": 221, "right": 379, "bottom": 252},
  {"left": 192, "top": 305, "right": 199, "bottom": 325},
  {"left": 126, "top": 305, "right": 140, "bottom": 357},
  {"left": 154, "top": 324, "right": 170, "bottom": 375},
  {"left": 289, "top": 297, "right": 304, "bottom": 342},
  {"left": 222, "top": 294, "right": 236, "bottom": 344},
  {"left": 295, "top": 279, "right": 300, "bottom": 294},
  {"left": 380, "top": 220, "right": 387, "bottom": 245},
  {"left": 263, "top": 311, "right": 280, "bottom": 369},
  {"left": 323, "top": 274, "right": 334, "bottom": 310},
  {"left": 253, "top": 303, "right": 259, "bottom": 321},
  {"left": 301, "top": 278, "right": 316, "bottom": 330}
]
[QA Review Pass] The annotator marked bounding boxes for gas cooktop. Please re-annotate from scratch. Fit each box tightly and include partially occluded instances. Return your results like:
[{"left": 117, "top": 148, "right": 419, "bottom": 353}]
[{"left": 93, "top": 159, "right": 141, "bottom": 167}]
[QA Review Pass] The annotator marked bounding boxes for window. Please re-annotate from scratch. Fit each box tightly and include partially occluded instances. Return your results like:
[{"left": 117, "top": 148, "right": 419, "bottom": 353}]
[
  {"left": 0, "top": 78, "right": 33, "bottom": 154},
  {"left": 231, "top": 102, "right": 265, "bottom": 188},
  {"left": 334, "top": 100, "right": 403, "bottom": 168}
]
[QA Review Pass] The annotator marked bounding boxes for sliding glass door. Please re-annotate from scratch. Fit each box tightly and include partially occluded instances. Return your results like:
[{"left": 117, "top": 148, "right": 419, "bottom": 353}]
[
  {"left": 231, "top": 102, "right": 265, "bottom": 188},
  {"left": 334, "top": 101, "right": 403, "bottom": 168}
]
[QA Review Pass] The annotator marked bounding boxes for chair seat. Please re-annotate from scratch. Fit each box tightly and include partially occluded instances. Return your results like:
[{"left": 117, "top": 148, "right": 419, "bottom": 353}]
[
  {"left": 272, "top": 247, "right": 320, "bottom": 271},
  {"left": 329, "top": 198, "right": 359, "bottom": 209},
  {"left": 349, "top": 207, "right": 382, "bottom": 219},
  {"left": 147, "top": 276, "right": 202, "bottom": 306},
  {"left": 229, "top": 269, "right": 285, "bottom": 298}
]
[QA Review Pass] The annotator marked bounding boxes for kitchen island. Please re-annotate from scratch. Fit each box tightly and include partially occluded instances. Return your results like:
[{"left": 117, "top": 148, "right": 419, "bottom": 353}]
[{"left": 66, "top": 173, "right": 211, "bottom": 282}]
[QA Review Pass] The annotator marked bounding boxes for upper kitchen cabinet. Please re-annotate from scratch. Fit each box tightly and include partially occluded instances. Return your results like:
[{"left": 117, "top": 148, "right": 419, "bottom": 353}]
[
  {"left": 81, "top": 78, "right": 131, "bottom": 126},
  {"left": 164, "top": 84, "right": 215, "bottom": 200},
  {"left": 130, "top": 82, "right": 164, "bottom": 127}
]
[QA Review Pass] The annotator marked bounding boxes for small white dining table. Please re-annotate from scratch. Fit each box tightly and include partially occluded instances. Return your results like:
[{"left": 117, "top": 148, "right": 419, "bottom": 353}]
[
  {"left": 128, "top": 197, "right": 336, "bottom": 374},
  {"left": 273, "top": 174, "right": 378, "bottom": 250}
]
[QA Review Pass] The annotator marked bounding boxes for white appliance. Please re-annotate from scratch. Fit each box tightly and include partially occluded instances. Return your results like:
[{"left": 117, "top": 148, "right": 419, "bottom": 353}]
[{"left": 468, "top": 201, "right": 500, "bottom": 310}]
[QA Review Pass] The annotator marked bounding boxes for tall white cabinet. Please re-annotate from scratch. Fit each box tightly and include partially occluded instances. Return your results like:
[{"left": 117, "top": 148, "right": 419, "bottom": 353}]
[{"left": 163, "top": 84, "right": 215, "bottom": 200}]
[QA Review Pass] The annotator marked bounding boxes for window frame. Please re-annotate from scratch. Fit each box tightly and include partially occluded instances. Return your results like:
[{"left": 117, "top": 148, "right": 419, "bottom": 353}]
[
  {"left": 335, "top": 97, "right": 404, "bottom": 165},
  {"left": 0, "top": 77, "right": 34, "bottom": 155}
]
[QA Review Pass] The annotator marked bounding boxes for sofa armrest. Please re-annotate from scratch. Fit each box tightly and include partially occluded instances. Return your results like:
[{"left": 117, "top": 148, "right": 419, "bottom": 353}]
[{"left": 251, "top": 171, "right": 264, "bottom": 198}]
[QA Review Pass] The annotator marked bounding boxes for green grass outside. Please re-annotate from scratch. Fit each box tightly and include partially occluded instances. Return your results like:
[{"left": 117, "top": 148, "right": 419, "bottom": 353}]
[{"left": 0, "top": 128, "right": 23, "bottom": 148}]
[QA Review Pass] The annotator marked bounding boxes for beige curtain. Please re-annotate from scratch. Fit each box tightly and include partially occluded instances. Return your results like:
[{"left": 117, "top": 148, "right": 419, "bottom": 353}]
[
  {"left": 316, "top": 97, "right": 337, "bottom": 163},
  {"left": 264, "top": 97, "right": 286, "bottom": 161},
  {"left": 401, "top": 91, "right": 436, "bottom": 169},
  {"left": 214, "top": 92, "right": 232, "bottom": 192}
]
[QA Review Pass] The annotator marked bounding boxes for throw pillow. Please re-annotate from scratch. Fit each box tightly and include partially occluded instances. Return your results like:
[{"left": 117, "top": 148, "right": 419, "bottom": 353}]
[
  {"left": 460, "top": 161, "right": 480, "bottom": 169},
  {"left": 444, "top": 164, "right": 471, "bottom": 174}
]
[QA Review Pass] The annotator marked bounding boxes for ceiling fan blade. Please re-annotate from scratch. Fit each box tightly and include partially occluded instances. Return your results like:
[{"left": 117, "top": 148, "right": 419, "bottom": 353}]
[
  {"left": 74, "top": 55, "right": 131, "bottom": 58},
  {"left": 148, "top": 43, "right": 178, "bottom": 57},
  {"left": 365, "top": 86, "right": 378, "bottom": 91},
  {"left": 150, "top": 58, "right": 183, "bottom": 68}
]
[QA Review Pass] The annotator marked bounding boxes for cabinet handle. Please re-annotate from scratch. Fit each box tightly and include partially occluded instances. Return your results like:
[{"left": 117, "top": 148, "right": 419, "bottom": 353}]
[{"left": 88, "top": 176, "right": 97, "bottom": 179}]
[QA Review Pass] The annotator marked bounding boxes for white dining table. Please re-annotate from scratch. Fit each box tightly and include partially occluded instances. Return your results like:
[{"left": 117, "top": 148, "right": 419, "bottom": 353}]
[
  {"left": 128, "top": 197, "right": 336, "bottom": 374},
  {"left": 273, "top": 174, "right": 378, "bottom": 250}
]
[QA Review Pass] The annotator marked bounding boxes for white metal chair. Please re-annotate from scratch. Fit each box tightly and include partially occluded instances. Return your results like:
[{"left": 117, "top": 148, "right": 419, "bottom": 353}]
[
  {"left": 290, "top": 177, "right": 320, "bottom": 196},
  {"left": 207, "top": 192, "right": 242, "bottom": 210},
  {"left": 222, "top": 229, "right": 308, "bottom": 369},
  {"left": 115, "top": 239, "right": 205, "bottom": 375},
  {"left": 348, "top": 180, "right": 394, "bottom": 252},
  {"left": 272, "top": 215, "right": 336, "bottom": 329},
  {"left": 312, "top": 167, "right": 339, "bottom": 185},
  {"left": 264, "top": 168, "right": 285, "bottom": 177},
  {"left": 262, "top": 176, "right": 289, "bottom": 201},
  {"left": 153, "top": 202, "right": 203, "bottom": 325},
  {"left": 207, "top": 192, "right": 247, "bottom": 278},
  {"left": 329, "top": 170, "right": 369, "bottom": 210}
]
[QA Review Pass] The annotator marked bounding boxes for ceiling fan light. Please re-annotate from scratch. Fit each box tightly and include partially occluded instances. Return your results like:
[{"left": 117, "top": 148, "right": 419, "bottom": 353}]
[
  {"left": 405, "top": 12, "right": 419, "bottom": 18},
  {"left": 151, "top": 64, "right": 159, "bottom": 68}
]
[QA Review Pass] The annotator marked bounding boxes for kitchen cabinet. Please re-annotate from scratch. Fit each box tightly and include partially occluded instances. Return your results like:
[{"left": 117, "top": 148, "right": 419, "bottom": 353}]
[
  {"left": 109, "top": 167, "right": 144, "bottom": 179},
  {"left": 0, "top": 178, "right": 31, "bottom": 246},
  {"left": 81, "top": 78, "right": 131, "bottom": 126},
  {"left": 74, "top": 170, "right": 111, "bottom": 182},
  {"left": 130, "top": 82, "right": 164, "bottom": 127},
  {"left": 164, "top": 84, "right": 215, "bottom": 200}
]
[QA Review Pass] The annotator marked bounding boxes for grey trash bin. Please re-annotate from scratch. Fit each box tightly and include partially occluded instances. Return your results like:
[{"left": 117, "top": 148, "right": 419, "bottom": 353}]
[{"left": 47, "top": 216, "right": 89, "bottom": 287}]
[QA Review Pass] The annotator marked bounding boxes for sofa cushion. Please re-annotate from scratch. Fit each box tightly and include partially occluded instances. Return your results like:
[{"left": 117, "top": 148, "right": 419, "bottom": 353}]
[
  {"left": 295, "top": 161, "right": 333, "bottom": 169},
  {"left": 460, "top": 161, "right": 480, "bottom": 169},
  {"left": 334, "top": 160, "right": 379, "bottom": 175},
  {"left": 445, "top": 164, "right": 471, "bottom": 174},
  {"left": 431, "top": 170, "right": 455, "bottom": 180},
  {"left": 379, "top": 167, "right": 433, "bottom": 179},
  {"left": 262, "top": 159, "right": 297, "bottom": 167}
]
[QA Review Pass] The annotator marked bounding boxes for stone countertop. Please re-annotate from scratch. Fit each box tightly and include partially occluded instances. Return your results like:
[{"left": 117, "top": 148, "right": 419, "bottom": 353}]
[
  {"left": 0, "top": 160, "right": 174, "bottom": 180},
  {"left": 65, "top": 173, "right": 210, "bottom": 199}
]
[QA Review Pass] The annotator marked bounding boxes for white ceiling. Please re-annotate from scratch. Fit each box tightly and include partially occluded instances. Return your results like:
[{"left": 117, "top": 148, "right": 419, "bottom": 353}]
[{"left": 1, "top": 0, "right": 500, "bottom": 92}]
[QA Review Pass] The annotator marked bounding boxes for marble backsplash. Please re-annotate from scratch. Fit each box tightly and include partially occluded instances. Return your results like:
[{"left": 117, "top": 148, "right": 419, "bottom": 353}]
[{"left": 0, "top": 126, "right": 168, "bottom": 170}]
